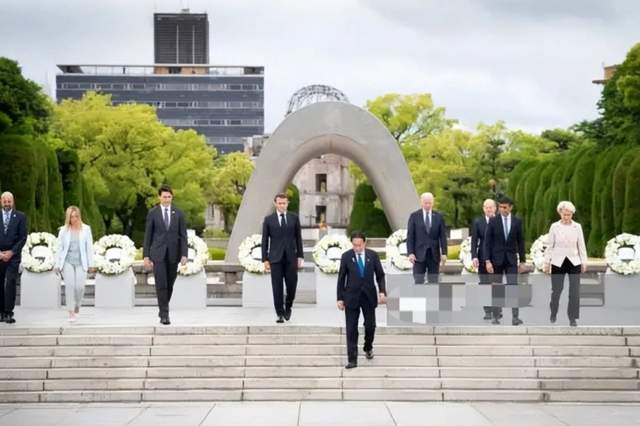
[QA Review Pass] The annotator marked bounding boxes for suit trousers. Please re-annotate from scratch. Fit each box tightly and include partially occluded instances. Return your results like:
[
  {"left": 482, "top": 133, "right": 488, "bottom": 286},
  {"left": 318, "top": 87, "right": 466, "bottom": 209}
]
[
  {"left": 491, "top": 262, "right": 520, "bottom": 319},
  {"left": 62, "top": 262, "right": 86, "bottom": 309},
  {"left": 0, "top": 261, "right": 18, "bottom": 315},
  {"left": 153, "top": 252, "right": 178, "bottom": 318},
  {"left": 550, "top": 258, "right": 581, "bottom": 320},
  {"left": 413, "top": 248, "right": 440, "bottom": 284},
  {"left": 345, "top": 292, "right": 376, "bottom": 363},
  {"left": 478, "top": 259, "right": 492, "bottom": 315},
  {"left": 270, "top": 251, "right": 298, "bottom": 316}
]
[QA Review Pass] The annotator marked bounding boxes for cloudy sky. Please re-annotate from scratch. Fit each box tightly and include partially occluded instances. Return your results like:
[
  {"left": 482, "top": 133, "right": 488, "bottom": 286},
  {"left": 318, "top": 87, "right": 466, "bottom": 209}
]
[{"left": 1, "top": 0, "right": 638, "bottom": 133}]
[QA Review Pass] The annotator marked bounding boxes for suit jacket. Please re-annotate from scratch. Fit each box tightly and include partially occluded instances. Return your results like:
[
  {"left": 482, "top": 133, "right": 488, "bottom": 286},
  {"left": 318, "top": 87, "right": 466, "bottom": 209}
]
[
  {"left": 470, "top": 216, "right": 490, "bottom": 261},
  {"left": 336, "top": 248, "right": 386, "bottom": 309},
  {"left": 143, "top": 205, "right": 188, "bottom": 264},
  {"left": 55, "top": 224, "right": 94, "bottom": 271},
  {"left": 483, "top": 214, "right": 526, "bottom": 266},
  {"left": 0, "top": 209, "right": 27, "bottom": 265},
  {"left": 406, "top": 209, "right": 448, "bottom": 263},
  {"left": 543, "top": 220, "right": 588, "bottom": 268},
  {"left": 261, "top": 212, "right": 303, "bottom": 263}
]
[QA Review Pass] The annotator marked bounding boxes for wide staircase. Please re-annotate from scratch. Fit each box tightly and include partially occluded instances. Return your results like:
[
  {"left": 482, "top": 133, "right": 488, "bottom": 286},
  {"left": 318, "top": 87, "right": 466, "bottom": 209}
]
[{"left": 1, "top": 325, "right": 639, "bottom": 402}]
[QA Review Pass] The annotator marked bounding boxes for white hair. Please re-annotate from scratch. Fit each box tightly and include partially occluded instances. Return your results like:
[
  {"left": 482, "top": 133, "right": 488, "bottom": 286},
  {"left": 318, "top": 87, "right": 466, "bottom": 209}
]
[
  {"left": 1, "top": 192, "right": 14, "bottom": 200},
  {"left": 420, "top": 192, "right": 434, "bottom": 201},
  {"left": 483, "top": 198, "right": 497, "bottom": 208},
  {"left": 557, "top": 201, "right": 576, "bottom": 214}
]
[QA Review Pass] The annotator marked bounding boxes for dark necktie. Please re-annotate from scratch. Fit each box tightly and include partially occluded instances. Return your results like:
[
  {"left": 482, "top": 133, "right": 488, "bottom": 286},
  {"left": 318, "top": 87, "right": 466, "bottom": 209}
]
[
  {"left": 503, "top": 216, "right": 509, "bottom": 240},
  {"left": 163, "top": 208, "right": 170, "bottom": 230},
  {"left": 280, "top": 213, "right": 286, "bottom": 227}
]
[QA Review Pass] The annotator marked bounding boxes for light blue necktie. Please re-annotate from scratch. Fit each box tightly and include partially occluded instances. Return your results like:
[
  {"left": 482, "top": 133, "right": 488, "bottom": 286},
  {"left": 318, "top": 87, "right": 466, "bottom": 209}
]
[
  {"left": 357, "top": 253, "right": 365, "bottom": 278},
  {"left": 3, "top": 211, "right": 9, "bottom": 233},
  {"left": 503, "top": 216, "right": 510, "bottom": 240}
]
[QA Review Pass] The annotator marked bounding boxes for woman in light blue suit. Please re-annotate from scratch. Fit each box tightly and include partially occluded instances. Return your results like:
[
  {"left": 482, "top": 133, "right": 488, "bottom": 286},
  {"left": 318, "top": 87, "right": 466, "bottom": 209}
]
[{"left": 55, "top": 206, "right": 94, "bottom": 322}]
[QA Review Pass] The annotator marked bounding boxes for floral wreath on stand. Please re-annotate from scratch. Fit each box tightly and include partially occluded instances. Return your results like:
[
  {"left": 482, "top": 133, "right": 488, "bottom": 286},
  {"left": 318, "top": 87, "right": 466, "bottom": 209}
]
[
  {"left": 604, "top": 233, "right": 640, "bottom": 275},
  {"left": 459, "top": 236, "right": 477, "bottom": 273},
  {"left": 313, "top": 234, "right": 351, "bottom": 274},
  {"left": 93, "top": 234, "right": 137, "bottom": 275},
  {"left": 178, "top": 231, "right": 210, "bottom": 276},
  {"left": 385, "top": 229, "right": 412, "bottom": 271},
  {"left": 238, "top": 234, "right": 266, "bottom": 274},
  {"left": 529, "top": 233, "right": 550, "bottom": 272},
  {"left": 21, "top": 232, "right": 58, "bottom": 273}
]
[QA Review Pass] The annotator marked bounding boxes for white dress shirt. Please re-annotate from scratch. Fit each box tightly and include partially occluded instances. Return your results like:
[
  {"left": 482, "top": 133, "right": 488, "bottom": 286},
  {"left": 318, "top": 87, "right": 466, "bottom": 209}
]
[{"left": 543, "top": 220, "right": 588, "bottom": 267}]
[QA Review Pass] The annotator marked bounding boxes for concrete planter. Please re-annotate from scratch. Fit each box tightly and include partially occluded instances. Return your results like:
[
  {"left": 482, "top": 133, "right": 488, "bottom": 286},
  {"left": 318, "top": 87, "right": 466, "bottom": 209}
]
[
  {"left": 242, "top": 272, "right": 273, "bottom": 307},
  {"left": 20, "top": 270, "right": 61, "bottom": 308},
  {"left": 315, "top": 271, "right": 337, "bottom": 307},
  {"left": 94, "top": 269, "right": 136, "bottom": 308},
  {"left": 170, "top": 270, "right": 207, "bottom": 309},
  {"left": 604, "top": 269, "right": 640, "bottom": 308}
]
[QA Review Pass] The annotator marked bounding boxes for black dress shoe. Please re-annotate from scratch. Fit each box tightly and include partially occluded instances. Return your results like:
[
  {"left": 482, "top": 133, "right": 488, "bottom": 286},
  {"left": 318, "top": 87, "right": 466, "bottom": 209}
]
[
  {"left": 492, "top": 317, "right": 500, "bottom": 325},
  {"left": 276, "top": 315, "right": 285, "bottom": 323},
  {"left": 550, "top": 314, "right": 557, "bottom": 324},
  {"left": 345, "top": 362, "right": 358, "bottom": 369},
  {"left": 0, "top": 313, "right": 5, "bottom": 322},
  {"left": 483, "top": 313, "right": 493, "bottom": 320},
  {"left": 5, "top": 315, "right": 15, "bottom": 324},
  {"left": 570, "top": 319, "right": 578, "bottom": 327},
  {"left": 160, "top": 316, "right": 170, "bottom": 325},
  {"left": 365, "top": 350, "right": 374, "bottom": 360},
  {"left": 284, "top": 308, "right": 292, "bottom": 321},
  {"left": 512, "top": 318, "right": 523, "bottom": 326}
]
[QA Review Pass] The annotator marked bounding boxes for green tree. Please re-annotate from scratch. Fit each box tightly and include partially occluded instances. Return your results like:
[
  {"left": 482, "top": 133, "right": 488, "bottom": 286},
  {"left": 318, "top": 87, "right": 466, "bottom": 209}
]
[
  {"left": 209, "top": 152, "right": 254, "bottom": 233},
  {"left": 348, "top": 183, "right": 391, "bottom": 237},
  {"left": 52, "top": 92, "right": 216, "bottom": 242}
]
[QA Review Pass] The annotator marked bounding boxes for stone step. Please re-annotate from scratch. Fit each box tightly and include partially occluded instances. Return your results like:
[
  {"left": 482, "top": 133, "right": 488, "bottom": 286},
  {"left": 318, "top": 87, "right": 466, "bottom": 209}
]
[
  {"left": 442, "top": 390, "right": 543, "bottom": 401},
  {"left": 44, "top": 379, "right": 144, "bottom": 391},
  {"left": 0, "top": 380, "right": 43, "bottom": 392},
  {"left": 545, "top": 390, "right": 640, "bottom": 402},
  {"left": 241, "top": 389, "right": 341, "bottom": 401},
  {"left": 540, "top": 379, "right": 639, "bottom": 390}
]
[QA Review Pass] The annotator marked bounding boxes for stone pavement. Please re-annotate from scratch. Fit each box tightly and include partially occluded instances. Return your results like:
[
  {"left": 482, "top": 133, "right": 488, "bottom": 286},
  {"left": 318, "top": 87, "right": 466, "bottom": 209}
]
[{"left": 1, "top": 401, "right": 640, "bottom": 426}]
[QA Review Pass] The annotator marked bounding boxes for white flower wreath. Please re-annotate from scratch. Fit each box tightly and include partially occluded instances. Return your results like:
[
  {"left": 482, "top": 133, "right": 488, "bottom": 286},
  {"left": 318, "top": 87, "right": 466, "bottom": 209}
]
[
  {"left": 313, "top": 234, "right": 351, "bottom": 274},
  {"left": 21, "top": 232, "right": 58, "bottom": 273},
  {"left": 385, "top": 229, "right": 412, "bottom": 271},
  {"left": 529, "top": 233, "right": 550, "bottom": 272},
  {"left": 238, "top": 234, "right": 266, "bottom": 274},
  {"left": 93, "top": 234, "right": 137, "bottom": 276},
  {"left": 459, "top": 236, "right": 477, "bottom": 273},
  {"left": 178, "top": 232, "right": 209, "bottom": 276},
  {"left": 604, "top": 233, "right": 640, "bottom": 275}
]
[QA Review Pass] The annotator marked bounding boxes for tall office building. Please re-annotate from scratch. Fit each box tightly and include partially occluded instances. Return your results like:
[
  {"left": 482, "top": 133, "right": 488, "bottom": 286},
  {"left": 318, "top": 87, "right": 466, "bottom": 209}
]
[
  {"left": 55, "top": 11, "right": 264, "bottom": 154},
  {"left": 154, "top": 11, "right": 209, "bottom": 64}
]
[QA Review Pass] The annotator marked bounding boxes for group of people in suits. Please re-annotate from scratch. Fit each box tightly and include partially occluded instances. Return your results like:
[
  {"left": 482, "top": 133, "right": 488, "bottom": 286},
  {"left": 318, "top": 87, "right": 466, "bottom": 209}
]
[
  {"left": 470, "top": 198, "right": 587, "bottom": 327},
  {"left": 1, "top": 185, "right": 589, "bottom": 368}
]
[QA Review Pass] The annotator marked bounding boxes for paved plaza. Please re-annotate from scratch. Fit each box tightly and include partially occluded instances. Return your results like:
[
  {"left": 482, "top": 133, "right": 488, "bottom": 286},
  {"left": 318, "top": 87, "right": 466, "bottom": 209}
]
[{"left": 1, "top": 401, "right": 640, "bottom": 426}]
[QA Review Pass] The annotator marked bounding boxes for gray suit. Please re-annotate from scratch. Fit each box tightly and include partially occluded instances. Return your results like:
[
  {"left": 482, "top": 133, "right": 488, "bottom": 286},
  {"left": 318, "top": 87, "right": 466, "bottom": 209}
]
[{"left": 143, "top": 204, "right": 188, "bottom": 318}]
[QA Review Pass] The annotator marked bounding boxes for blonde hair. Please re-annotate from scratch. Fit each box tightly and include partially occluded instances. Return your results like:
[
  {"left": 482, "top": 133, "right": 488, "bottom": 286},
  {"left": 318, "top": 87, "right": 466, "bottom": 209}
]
[
  {"left": 557, "top": 201, "right": 576, "bottom": 214},
  {"left": 63, "top": 206, "right": 83, "bottom": 230}
]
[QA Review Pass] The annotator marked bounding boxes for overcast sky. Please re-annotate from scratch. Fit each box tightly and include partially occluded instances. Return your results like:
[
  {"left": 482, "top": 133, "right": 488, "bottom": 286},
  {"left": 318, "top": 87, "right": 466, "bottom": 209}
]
[{"left": 1, "top": 0, "right": 638, "bottom": 133}]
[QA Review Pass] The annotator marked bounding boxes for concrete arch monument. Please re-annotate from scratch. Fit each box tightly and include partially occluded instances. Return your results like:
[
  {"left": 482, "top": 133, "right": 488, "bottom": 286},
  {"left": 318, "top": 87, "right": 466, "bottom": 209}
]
[{"left": 226, "top": 101, "right": 418, "bottom": 262}]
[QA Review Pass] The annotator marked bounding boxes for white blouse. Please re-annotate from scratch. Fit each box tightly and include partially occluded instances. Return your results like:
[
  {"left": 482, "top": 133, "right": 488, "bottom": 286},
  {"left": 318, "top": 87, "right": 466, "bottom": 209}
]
[{"left": 543, "top": 220, "right": 588, "bottom": 268}]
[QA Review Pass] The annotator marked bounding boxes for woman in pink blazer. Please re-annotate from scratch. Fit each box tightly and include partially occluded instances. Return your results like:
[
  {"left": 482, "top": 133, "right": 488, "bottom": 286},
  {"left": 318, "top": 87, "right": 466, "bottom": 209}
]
[{"left": 543, "top": 201, "right": 588, "bottom": 327}]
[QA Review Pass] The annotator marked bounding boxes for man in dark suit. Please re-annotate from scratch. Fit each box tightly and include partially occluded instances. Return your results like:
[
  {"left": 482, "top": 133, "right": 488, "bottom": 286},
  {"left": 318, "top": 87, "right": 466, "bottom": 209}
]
[
  {"left": 471, "top": 198, "right": 497, "bottom": 320},
  {"left": 0, "top": 192, "right": 27, "bottom": 324},
  {"left": 484, "top": 196, "right": 527, "bottom": 325},
  {"left": 407, "top": 192, "right": 448, "bottom": 284},
  {"left": 337, "top": 232, "right": 386, "bottom": 369},
  {"left": 143, "top": 185, "right": 188, "bottom": 325},
  {"left": 262, "top": 193, "right": 304, "bottom": 323}
]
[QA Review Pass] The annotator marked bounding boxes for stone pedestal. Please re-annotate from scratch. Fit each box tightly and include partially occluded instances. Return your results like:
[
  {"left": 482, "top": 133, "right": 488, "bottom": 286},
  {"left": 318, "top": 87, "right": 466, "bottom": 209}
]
[
  {"left": 170, "top": 270, "right": 207, "bottom": 309},
  {"left": 315, "top": 271, "right": 337, "bottom": 307},
  {"left": 20, "top": 270, "right": 61, "bottom": 308},
  {"left": 94, "top": 269, "right": 136, "bottom": 308},
  {"left": 242, "top": 272, "right": 273, "bottom": 307}
]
